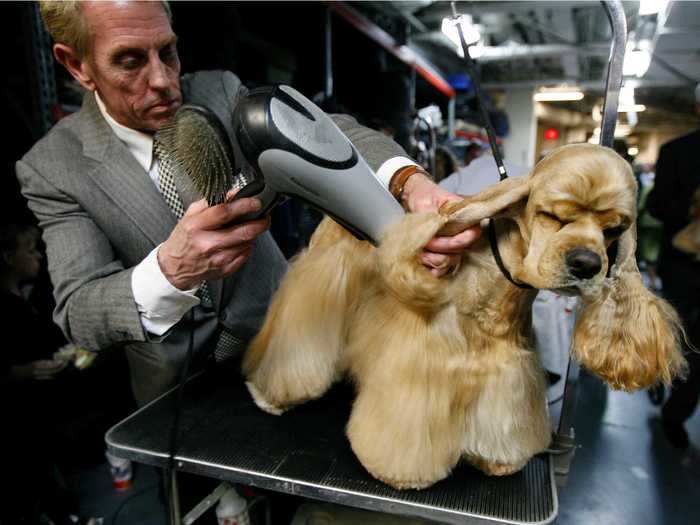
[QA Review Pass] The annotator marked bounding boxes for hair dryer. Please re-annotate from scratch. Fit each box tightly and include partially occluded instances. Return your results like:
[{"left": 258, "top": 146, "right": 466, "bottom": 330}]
[{"left": 232, "top": 85, "right": 404, "bottom": 244}]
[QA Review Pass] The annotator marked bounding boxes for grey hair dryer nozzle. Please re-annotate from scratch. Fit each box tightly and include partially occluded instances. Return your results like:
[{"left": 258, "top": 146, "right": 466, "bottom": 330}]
[{"left": 232, "top": 85, "right": 404, "bottom": 245}]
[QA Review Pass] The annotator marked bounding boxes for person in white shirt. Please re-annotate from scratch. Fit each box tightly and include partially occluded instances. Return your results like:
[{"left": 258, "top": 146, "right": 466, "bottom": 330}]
[{"left": 440, "top": 143, "right": 530, "bottom": 195}]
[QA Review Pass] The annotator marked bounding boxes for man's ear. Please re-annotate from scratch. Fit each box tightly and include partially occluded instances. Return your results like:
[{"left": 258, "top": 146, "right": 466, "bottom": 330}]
[{"left": 53, "top": 43, "right": 96, "bottom": 92}]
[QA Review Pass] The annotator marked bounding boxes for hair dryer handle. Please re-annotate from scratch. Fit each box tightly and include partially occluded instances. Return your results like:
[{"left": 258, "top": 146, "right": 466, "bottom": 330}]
[{"left": 227, "top": 178, "right": 282, "bottom": 224}]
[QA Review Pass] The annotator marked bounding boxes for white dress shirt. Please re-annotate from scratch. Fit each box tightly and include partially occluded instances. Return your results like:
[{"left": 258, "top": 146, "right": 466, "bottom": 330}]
[{"left": 95, "top": 92, "right": 416, "bottom": 336}]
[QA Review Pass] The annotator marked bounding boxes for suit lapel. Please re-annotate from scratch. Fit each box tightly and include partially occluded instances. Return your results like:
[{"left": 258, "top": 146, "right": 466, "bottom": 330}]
[
  {"left": 79, "top": 93, "right": 177, "bottom": 247},
  {"left": 78, "top": 91, "right": 226, "bottom": 311}
]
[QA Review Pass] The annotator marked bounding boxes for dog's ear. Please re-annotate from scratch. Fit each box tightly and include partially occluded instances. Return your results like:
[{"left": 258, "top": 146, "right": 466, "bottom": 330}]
[
  {"left": 438, "top": 176, "right": 531, "bottom": 236},
  {"left": 572, "top": 226, "right": 688, "bottom": 390}
]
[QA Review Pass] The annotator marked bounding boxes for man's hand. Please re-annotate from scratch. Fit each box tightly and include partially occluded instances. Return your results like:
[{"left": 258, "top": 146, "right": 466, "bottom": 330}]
[
  {"left": 11, "top": 360, "right": 68, "bottom": 381},
  {"left": 402, "top": 172, "right": 481, "bottom": 277},
  {"left": 158, "top": 193, "right": 270, "bottom": 290}
]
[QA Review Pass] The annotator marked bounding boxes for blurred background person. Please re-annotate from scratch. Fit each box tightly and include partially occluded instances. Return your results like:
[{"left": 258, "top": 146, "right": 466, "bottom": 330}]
[
  {"left": 440, "top": 142, "right": 529, "bottom": 195},
  {"left": 646, "top": 83, "right": 700, "bottom": 451},
  {"left": 636, "top": 163, "right": 663, "bottom": 292},
  {"left": 0, "top": 222, "right": 77, "bottom": 523},
  {"left": 1, "top": 222, "right": 129, "bottom": 523}
]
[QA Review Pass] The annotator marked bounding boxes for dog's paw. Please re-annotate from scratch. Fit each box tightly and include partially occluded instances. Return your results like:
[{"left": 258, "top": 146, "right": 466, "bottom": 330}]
[
  {"left": 356, "top": 456, "right": 452, "bottom": 490},
  {"left": 465, "top": 455, "right": 526, "bottom": 477},
  {"left": 374, "top": 473, "right": 436, "bottom": 491},
  {"left": 245, "top": 381, "right": 287, "bottom": 416}
]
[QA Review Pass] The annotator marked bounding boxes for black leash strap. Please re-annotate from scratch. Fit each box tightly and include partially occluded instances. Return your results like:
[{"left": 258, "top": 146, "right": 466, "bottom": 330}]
[
  {"left": 450, "top": 2, "right": 508, "bottom": 181},
  {"left": 488, "top": 219, "right": 533, "bottom": 290},
  {"left": 449, "top": 2, "right": 534, "bottom": 289}
]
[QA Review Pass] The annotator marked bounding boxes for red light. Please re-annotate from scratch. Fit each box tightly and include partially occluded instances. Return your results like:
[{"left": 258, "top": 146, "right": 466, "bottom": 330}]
[{"left": 544, "top": 128, "right": 559, "bottom": 140}]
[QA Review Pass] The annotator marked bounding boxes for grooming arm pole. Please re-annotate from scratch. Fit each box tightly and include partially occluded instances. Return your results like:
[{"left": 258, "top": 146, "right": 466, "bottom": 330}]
[
  {"left": 599, "top": 0, "right": 627, "bottom": 149},
  {"left": 552, "top": 0, "right": 627, "bottom": 487}
]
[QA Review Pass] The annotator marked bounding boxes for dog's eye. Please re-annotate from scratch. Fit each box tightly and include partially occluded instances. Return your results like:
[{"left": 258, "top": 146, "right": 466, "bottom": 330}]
[
  {"left": 604, "top": 226, "right": 625, "bottom": 238},
  {"left": 539, "top": 211, "right": 561, "bottom": 223}
]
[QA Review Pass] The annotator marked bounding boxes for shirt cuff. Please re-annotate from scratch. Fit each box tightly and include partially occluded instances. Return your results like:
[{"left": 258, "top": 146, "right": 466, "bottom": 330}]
[
  {"left": 375, "top": 156, "right": 420, "bottom": 190},
  {"left": 131, "top": 244, "right": 201, "bottom": 336}
]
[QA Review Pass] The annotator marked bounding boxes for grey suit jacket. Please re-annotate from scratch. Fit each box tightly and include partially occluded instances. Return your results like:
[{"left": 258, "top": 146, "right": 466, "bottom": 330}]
[{"left": 17, "top": 70, "right": 406, "bottom": 405}]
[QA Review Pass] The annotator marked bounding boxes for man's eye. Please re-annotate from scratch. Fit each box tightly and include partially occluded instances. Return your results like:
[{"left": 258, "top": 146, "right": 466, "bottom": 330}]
[
  {"left": 119, "top": 56, "right": 143, "bottom": 70},
  {"left": 160, "top": 45, "right": 177, "bottom": 63}
]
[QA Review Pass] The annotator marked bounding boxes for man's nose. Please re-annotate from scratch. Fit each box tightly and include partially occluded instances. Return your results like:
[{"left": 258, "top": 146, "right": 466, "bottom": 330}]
[{"left": 148, "top": 58, "right": 170, "bottom": 91}]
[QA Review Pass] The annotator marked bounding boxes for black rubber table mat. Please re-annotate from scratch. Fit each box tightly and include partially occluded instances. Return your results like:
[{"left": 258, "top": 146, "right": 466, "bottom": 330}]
[{"left": 107, "top": 366, "right": 557, "bottom": 524}]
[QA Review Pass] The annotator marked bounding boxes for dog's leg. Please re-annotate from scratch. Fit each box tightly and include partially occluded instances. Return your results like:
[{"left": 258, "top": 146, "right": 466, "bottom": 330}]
[
  {"left": 243, "top": 219, "right": 371, "bottom": 414},
  {"left": 347, "top": 369, "right": 464, "bottom": 490},
  {"left": 342, "top": 212, "right": 467, "bottom": 489},
  {"left": 461, "top": 347, "right": 551, "bottom": 476}
]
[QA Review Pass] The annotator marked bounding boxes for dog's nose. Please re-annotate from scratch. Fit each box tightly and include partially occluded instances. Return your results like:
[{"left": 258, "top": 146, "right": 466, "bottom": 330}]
[{"left": 566, "top": 248, "right": 602, "bottom": 279}]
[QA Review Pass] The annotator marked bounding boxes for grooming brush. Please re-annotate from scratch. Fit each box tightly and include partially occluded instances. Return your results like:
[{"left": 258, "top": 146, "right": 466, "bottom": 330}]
[{"left": 154, "top": 104, "right": 245, "bottom": 206}]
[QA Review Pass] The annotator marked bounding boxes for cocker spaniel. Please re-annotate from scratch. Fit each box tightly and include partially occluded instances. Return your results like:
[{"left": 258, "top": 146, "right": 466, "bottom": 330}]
[{"left": 243, "top": 143, "right": 687, "bottom": 490}]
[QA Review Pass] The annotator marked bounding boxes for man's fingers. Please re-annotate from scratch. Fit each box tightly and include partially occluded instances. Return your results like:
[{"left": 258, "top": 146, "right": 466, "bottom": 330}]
[
  {"left": 182, "top": 198, "right": 209, "bottom": 217},
  {"left": 187, "top": 197, "right": 262, "bottom": 231},
  {"left": 201, "top": 217, "right": 270, "bottom": 254},
  {"left": 208, "top": 241, "right": 254, "bottom": 267},
  {"left": 420, "top": 251, "right": 449, "bottom": 269},
  {"left": 203, "top": 197, "right": 263, "bottom": 229},
  {"left": 420, "top": 251, "right": 461, "bottom": 277},
  {"left": 424, "top": 225, "right": 482, "bottom": 253},
  {"left": 219, "top": 245, "right": 254, "bottom": 275}
]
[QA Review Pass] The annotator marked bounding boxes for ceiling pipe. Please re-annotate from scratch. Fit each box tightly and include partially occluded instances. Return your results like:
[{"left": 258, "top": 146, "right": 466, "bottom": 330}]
[
  {"left": 411, "top": 37, "right": 611, "bottom": 62},
  {"left": 325, "top": 2, "right": 456, "bottom": 98},
  {"left": 480, "top": 77, "right": 688, "bottom": 90}
]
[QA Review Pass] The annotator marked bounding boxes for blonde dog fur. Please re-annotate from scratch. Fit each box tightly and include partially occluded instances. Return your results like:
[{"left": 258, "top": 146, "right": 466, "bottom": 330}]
[{"left": 243, "top": 143, "right": 687, "bottom": 490}]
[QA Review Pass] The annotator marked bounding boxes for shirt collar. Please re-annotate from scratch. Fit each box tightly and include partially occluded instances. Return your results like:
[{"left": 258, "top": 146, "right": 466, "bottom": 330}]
[{"left": 95, "top": 92, "right": 154, "bottom": 173}]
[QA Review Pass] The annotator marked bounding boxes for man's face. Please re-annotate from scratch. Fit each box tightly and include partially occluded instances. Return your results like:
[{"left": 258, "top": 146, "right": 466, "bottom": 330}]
[{"left": 81, "top": 1, "right": 182, "bottom": 132}]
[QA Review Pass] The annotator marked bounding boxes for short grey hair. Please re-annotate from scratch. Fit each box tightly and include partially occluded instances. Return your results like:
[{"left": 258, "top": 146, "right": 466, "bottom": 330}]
[{"left": 39, "top": 0, "right": 172, "bottom": 58}]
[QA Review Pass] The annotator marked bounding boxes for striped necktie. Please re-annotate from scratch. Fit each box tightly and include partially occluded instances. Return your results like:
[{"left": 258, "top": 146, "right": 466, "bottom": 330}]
[
  {"left": 152, "top": 138, "right": 243, "bottom": 362},
  {"left": 153, "top": 137, "right": 214, "bottom": 307}
]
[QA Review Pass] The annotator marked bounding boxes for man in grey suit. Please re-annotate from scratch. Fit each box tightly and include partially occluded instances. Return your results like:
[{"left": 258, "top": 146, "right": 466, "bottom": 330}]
[{"left": 18, "top": 1, "right": 480, "bottom": 406}]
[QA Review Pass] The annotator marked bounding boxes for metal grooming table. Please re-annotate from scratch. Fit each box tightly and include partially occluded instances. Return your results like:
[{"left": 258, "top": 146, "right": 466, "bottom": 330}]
[{"left": 107, "top": 363, "right": 557, "bottom": 525}]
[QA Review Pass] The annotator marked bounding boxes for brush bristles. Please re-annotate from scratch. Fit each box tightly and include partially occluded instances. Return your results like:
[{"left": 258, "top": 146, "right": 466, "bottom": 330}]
[{"left": 156, "top": 107, "right": 234, "bottom": 206}]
